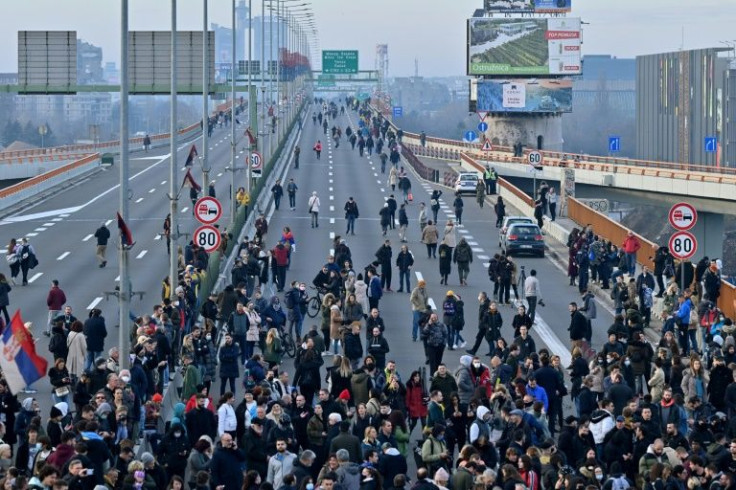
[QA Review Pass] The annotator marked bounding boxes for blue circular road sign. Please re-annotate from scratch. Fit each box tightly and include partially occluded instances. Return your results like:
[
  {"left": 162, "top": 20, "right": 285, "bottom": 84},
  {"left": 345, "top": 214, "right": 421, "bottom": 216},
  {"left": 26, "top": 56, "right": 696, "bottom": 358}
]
[{"left": 477, "top": 122, "right": 488, "bottom": 132}]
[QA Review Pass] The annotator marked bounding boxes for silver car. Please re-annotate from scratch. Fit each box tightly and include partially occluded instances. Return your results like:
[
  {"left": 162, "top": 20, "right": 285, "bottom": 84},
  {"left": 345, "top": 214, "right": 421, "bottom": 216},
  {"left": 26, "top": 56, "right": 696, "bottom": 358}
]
[{"left": 455, "top": 172, "right": 479, "bottom": 195}]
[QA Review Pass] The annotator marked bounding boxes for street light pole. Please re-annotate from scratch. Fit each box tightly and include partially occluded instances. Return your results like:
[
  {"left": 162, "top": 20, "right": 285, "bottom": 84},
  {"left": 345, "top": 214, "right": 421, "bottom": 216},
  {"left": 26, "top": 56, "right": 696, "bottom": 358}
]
[
  {"left": 269, "top": 0, "right": 274, "bottom": 156},
  {"left": 119, "top": 0, "right": 131, "bottom": 368},
  {"left": 230, "top": 0, "right": 237, "bottom": 224},
  {"left": 247, "top": 0, "right": 252, "bottom": 196},
  {"left": 202, "top": 0, "right": 210, "bottom": 191},
  {"left": 261, "top": 0, "right": 267, "bottom": 164},
  {"left": 169, "top": 0, "right": 179, "bottom": 302}
]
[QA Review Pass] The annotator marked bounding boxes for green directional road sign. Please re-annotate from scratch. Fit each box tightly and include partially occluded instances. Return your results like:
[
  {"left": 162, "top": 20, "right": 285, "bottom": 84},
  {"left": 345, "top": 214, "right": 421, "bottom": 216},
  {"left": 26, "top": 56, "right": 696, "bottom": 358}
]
[
  {"left": 322, "top": 50, "right": 359, "bottom": 74},
  {"left": 317, "top": 74, "right": 336, "bottom": 87}
]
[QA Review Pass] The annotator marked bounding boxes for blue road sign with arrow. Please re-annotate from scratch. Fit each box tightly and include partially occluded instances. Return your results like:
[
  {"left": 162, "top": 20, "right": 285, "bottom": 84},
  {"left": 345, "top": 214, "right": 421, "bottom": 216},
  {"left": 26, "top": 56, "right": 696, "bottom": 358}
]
[
  {"left": 608, "top": 136, "right": 621, "bottom": 153},
  {"left": 463, "top": 130, "right": 478, "bottom": 143},
  {"left": 477, "top": 121, "right": 488, "bottom": 132},
  {"left": 705, "top": 137, "right": 717, "bottom": 153}
]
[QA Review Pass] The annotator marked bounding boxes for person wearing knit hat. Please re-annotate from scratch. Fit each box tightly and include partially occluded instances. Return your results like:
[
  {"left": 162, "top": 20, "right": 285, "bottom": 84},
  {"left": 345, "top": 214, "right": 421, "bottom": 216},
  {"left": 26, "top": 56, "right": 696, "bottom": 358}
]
[
  {"left": 140, "top": 452, "right": 155, "bottom": 467},
  {"left": 434, "top": 468, "right": 450, "bottom": 489},
  {"left": 338, "top": 389, "right": 351, "bottom": 401},
  {"left": 152, "top": 393, "right": 163, "bottom": 403}
]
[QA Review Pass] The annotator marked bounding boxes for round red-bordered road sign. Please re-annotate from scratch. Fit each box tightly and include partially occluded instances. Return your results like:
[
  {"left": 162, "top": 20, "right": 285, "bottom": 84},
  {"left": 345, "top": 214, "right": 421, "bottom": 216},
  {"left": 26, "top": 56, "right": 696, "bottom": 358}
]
[
  {"left": 669, "top": 231, "right": 697, "bottom": 260},
  {"left": 194, "top": 196, "right": 222, "bottom": 225},
  {"left": 668, "top": 202, "right": 697, "bottom": 231},
  {"left": 193, "top": 224, "right": 221, "bottom": 254}
]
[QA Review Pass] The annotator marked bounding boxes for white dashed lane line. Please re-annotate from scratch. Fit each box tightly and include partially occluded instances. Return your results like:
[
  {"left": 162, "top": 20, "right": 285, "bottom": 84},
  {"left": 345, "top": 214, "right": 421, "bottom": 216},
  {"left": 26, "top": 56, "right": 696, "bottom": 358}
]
[
  {"left": 28, "top": 272, "right": 43, "bottom": 283},
  {"left": 83, "top": 234, "right": 93, "bottom": 242},
  {"left": 136, "top": 250, "right": 148, "bottom": 259},
  {"left": 135, "top": 197, "right": 144, "bottom": 203},
  {"left": 57, "top": 252, "right": 70, "bottom": 261},
  {"left": 86, "top": 297, "right": 104, "bottom": 310}
]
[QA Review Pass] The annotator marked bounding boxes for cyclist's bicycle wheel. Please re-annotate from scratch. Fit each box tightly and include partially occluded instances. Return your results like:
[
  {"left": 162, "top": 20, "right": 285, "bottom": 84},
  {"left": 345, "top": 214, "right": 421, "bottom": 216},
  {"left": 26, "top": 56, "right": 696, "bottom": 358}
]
[
  {"left": 307, "top": 296, "right": 321, "bottom": 318},
  {"left": 282, "top": 334, "right": 297, "bottom": 358}
]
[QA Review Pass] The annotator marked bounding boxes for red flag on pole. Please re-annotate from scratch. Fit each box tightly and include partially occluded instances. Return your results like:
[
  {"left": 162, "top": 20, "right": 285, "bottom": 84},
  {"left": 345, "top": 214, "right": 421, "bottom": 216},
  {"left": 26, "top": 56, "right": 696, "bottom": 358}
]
[
  {"left": 183, "top": 168, "right": 202, "bottom": 192},
  {"left": 245, "top": 127, "right": 257, "bottom": 146},
  {"left": 184, "top": 145, "right": 198, "bottom": 166},
  {"left": 117, "top": 212, "right": 135, "bottom": 248}
]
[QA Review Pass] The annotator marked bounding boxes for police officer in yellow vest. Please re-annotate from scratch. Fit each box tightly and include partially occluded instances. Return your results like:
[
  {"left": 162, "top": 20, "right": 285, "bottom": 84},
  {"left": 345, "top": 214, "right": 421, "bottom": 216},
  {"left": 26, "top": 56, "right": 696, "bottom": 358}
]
[{"left": 483, "top": 165, "right": 498, "bottom": 195}]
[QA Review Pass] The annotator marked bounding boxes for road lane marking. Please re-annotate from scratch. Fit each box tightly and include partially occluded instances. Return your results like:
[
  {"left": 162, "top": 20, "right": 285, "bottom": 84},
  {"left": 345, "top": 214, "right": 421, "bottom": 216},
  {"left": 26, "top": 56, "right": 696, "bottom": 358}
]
[
  {"left": 135, "top": 197, "right": 144, "bottom": 203},
  {"left": 161, "top": 180, "right": 167, "bottom": 185},
  {"left": 472, "top": 247, "right": 484, "bottom": 253},
  {"left": 154, "top": 234, "right": 161, "bottom": 240},
  {"left": 52, "top": 218, "right": 63, "bottom": 222},
  {"left": 42, "top": 223, "right": 55, "bottom": 227},
  {"left": 329, "top": 232, "right": 335, "bottom": 239},
  {"left": 329, "top": 205, "right": 335, "bottom": 211},
  {"left": 468, "top": 241, "right": 479, "bottom": 246},
  {"left": 57, "top": 252, "right": 70, "bottom": 261},
  {"left": 26, "top": 233, "right": 37, "bottom": 237},
  {"left": 534, "top": 314, "right": 572, "bottom": 367},
  {"left": 217, "top": 173, "right": 223, "bottom": 177},
  {"left": 149, "top": 188, "right": 156, "bottom": 193},
  {"left": 136, "top": 250, "right": 148, "bottom": 259},
  {"left": 181, "top": 207, "right": 189, "bottom": 213},
  {"left": 478, "top": 255, "right": 490, "bottom": 260},
  {"left": 87, "top": 297, "right": 104, "bottom": 310},
  {"left": 34, "top": 228, "right": 46, "bottom": 232},
  {"left": 380, "top": 188, "right": 385, "bottom": 193},
  {"left": 330, "top": 218, "right": 335, "bottom": 224},
  {"left": 83, "top": 234, "right": 94, "bottom": 241},
  {"left": 105, "top": 219, "right": 113, "bottom": 226},
  {"left": 28, "top": 272, "right": 43, "bottom": 283}
]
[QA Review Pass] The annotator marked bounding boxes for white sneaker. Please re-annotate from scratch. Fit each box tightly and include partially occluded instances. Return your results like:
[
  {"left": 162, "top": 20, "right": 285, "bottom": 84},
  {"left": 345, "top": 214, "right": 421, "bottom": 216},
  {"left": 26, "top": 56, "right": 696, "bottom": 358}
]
[
  {"left": 459, "top": 341, "right": 467, "bottom": 348},
  {"left": 452, "top": 343, "right": 458, "bottom": 349}
]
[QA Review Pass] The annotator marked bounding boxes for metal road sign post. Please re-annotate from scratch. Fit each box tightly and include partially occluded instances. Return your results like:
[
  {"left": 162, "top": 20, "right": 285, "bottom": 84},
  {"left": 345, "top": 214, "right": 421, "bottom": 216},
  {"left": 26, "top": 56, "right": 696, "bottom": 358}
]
[
  {"left": 194, "top": 196, "right": 223, "bottom": 225},
  {"left": 527, "top": 150, "right": 544, "bottom": 199},
  {"left": 669, "top": 202, "right": 698, "bottom": 291},
  {"left": 609, "top": 136, "right": 621, "bottom": 153}
]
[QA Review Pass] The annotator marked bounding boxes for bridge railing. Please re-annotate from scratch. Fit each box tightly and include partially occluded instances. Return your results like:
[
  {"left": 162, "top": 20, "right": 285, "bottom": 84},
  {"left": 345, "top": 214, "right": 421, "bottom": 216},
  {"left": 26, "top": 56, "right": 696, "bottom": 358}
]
[
  {"left": 0, "top": 121, "right": 201, "bottom": 162},
  {"left": 567, "top": 197, "right": 735, "bottom": 319}
]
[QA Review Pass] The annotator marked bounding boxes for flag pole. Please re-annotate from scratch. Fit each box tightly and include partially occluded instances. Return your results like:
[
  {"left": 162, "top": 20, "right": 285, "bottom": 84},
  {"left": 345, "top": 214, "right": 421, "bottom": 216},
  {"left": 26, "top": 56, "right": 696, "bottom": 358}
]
[
  {"left": 119, "top": 0, "right": 131, "bottom": 369},
  {"left": 169, "top": 0, "right": 180, "bottom": 302}
]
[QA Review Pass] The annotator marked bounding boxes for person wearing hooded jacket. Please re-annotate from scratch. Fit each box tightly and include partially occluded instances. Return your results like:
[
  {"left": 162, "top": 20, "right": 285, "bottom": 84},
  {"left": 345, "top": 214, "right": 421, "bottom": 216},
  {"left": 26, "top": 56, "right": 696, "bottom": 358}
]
[
  {"left": 469, "top": 406, "right": 492, "bottom": 444},
  {"left": 156, "top": 423, "right": 190, "bottom": 479}
]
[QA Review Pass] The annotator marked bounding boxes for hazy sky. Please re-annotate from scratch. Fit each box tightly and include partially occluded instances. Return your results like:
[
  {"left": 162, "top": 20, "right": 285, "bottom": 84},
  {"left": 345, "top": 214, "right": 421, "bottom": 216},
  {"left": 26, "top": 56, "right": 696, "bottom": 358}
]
[{"left": 1, "top": 0, "right": 735, "bottom": 77}]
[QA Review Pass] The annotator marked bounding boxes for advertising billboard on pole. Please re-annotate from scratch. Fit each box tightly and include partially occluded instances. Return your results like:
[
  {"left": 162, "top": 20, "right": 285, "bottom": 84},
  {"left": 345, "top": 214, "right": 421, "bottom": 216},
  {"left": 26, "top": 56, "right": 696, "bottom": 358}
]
[
  {"left": 484, "top": 0, "right": 572, "bottom": 13},
  {"left": 467, "top": 18, "right": 581, "bottom": 76},
  {"left": 469, "top": 79, "right": 573, "bottom": 113}
]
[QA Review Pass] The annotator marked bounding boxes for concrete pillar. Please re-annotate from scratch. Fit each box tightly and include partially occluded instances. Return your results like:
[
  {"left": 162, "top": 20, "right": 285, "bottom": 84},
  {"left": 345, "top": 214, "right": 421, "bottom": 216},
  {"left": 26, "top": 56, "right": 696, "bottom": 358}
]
[{"left": 687, "top": 211, "right": 724, "bottom": 261}]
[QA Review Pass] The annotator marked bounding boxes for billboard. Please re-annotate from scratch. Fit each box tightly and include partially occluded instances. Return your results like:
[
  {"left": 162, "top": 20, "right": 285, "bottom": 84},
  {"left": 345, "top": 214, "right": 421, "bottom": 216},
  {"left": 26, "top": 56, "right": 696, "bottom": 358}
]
[
  {"left": 470, "top": 79, "right": 573, "bottom": 113},
  {"left": 467, "top": 18, "right": 581, "bottom": 75},
  {"left": 484, "top": 0, "right": 572, "bottom": 13}
]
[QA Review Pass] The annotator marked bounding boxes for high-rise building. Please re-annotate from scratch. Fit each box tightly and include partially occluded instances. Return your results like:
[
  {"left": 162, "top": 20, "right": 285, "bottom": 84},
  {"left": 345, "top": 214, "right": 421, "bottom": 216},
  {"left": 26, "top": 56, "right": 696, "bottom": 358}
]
[
  {"left": 636, "top": 48, "right": 729, "bottom": 166},
  {"left": 77, "top": 39, "right": 104, "bottom": 85}
]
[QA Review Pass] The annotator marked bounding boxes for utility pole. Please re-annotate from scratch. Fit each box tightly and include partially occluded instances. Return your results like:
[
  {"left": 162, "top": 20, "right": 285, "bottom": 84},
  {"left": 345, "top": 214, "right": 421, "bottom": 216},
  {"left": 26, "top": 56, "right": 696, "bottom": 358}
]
[
  {"left": 202, "top": 0, "right": 210, "bottom": 190},
  {"left": 169, "top": 0, "right": 179, "bottom": 301},
  {"left": 230, "top": 0, "right": 237, "bottom": 224},
  {"left": 261, "top": 0, "right": 267, "bottom": 164},
  {"left": 119, "top": 0, "right": 131, "bottom": 369},
  {"left": 269, "top": 0, "right": 274, "bottom": 156},
  {"left": 247, "top": 0, "right": 252, "bottom": 194}
]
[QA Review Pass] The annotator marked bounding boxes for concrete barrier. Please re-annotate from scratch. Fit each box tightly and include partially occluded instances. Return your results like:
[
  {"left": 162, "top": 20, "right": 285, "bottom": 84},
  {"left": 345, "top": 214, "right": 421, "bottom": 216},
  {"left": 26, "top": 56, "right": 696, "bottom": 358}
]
[{"left": 0, "top": 153, "right": 101, "bottom": 212}]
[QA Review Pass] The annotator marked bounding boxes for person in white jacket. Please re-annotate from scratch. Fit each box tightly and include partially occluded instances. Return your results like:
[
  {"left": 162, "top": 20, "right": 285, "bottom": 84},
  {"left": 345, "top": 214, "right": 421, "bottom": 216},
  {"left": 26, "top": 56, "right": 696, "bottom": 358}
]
[
  {"left": 308, "top": 192, "right": 321, "bottom": 228},
  {"left": 267, "top": 439, "right": 297, "bottom": 490},
  {"left": 217, "top": 392, "right": 238, "bottom": 438},
  {"left": 589, "top": 399, "right": 615, "bottom": 448},
  {"left": 524, "top": 269, "right": 544, "bottom": 323}
]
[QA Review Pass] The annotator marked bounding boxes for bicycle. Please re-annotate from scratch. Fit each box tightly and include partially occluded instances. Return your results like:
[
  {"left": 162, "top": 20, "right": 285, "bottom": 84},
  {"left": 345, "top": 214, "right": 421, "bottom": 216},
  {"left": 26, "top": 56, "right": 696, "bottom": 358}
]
[
  {"left": 276, "top": 322, "right": 297, "bottom": 359},
  {"left": 306, "top": 286, "right": 326, "bottom": 318}
]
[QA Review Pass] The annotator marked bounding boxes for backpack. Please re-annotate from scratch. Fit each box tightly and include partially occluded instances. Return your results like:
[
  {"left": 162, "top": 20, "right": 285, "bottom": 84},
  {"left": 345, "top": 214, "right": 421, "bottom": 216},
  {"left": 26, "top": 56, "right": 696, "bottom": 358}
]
[
  {"left": 443, "top": 300, "right": 456, "bottom": 317},
  {"left": 609, "top": 476, "right": 631, "bottom": 490},
  {"left": 243, "top": 368, "right": 256, "bottom": 390}
]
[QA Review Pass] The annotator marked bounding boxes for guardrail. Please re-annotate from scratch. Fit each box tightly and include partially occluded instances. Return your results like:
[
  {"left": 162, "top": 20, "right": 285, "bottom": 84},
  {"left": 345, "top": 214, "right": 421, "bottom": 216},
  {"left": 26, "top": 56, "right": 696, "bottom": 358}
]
[
  {"left": 0, "top": 153, "right": 100, "bottom": 211},
  {"left": 400, "top": 144, "right": 440, "bottom": 182},
  {"left": 567, "top": 197, "right": 735, "bottom": 319},
  {"left": 0, "top": 122, "right": 201, "bottom": 161}
]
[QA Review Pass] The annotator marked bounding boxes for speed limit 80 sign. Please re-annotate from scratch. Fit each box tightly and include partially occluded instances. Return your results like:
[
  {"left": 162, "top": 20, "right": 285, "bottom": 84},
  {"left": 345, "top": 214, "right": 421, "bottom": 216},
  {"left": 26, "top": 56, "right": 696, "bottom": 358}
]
[
  {"left": 194, "top": 225, "right": 221, "bottom": 254},
  {"left": 669, "top": 231, "right": 697, "bottom": 260}
]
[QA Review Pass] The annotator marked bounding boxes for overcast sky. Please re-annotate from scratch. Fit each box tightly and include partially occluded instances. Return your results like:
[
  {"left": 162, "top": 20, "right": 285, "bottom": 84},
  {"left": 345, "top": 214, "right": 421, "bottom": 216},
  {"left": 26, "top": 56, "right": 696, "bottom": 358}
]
[{"left": 1, "top": 0, "right": 735, "bottom": 77}]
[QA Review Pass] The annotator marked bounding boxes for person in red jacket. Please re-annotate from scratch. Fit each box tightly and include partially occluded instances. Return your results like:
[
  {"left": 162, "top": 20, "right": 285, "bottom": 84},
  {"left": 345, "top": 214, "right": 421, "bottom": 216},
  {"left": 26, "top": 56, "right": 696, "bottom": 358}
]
[
  {"left": 46, "top": 279, "right": 67, "bottom": 337},
  {"left": 621, "top": 231, "right": 641, "bottom": 276},
  {"left": 271, "top": 242, "right": 290, "bottom": 292},
  {"left": 405, "top": 370, "right": 428, "bottom": 433}
]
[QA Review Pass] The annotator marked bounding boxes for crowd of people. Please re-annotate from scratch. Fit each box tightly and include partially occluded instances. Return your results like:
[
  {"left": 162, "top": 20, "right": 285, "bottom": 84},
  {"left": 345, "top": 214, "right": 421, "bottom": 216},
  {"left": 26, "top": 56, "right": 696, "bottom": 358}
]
[{"left": 0, "top": 97, "right": 733, "bottom": 490}]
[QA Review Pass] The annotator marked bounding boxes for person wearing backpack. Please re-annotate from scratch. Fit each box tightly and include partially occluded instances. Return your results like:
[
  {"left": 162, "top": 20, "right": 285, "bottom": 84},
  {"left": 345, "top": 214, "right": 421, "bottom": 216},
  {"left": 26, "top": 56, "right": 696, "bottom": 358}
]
[{"left": 603, "top": 463, "right": 633, "bottom": 490}]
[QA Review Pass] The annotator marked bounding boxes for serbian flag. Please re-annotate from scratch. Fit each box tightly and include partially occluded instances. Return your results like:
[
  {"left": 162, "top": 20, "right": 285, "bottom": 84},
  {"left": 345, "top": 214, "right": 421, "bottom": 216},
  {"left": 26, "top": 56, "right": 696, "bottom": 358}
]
[
  {"left": 185, "top": 145, "right": 198, "bottom": 166},
  {"left": 117, "top": 212, "right": 135, "bottom": 248},
  {"left": 183, "top": 168, "right": 202, "bottom": 192},
  {"left": 0, "top": 311, "right": 48, "bottom": 394}
]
